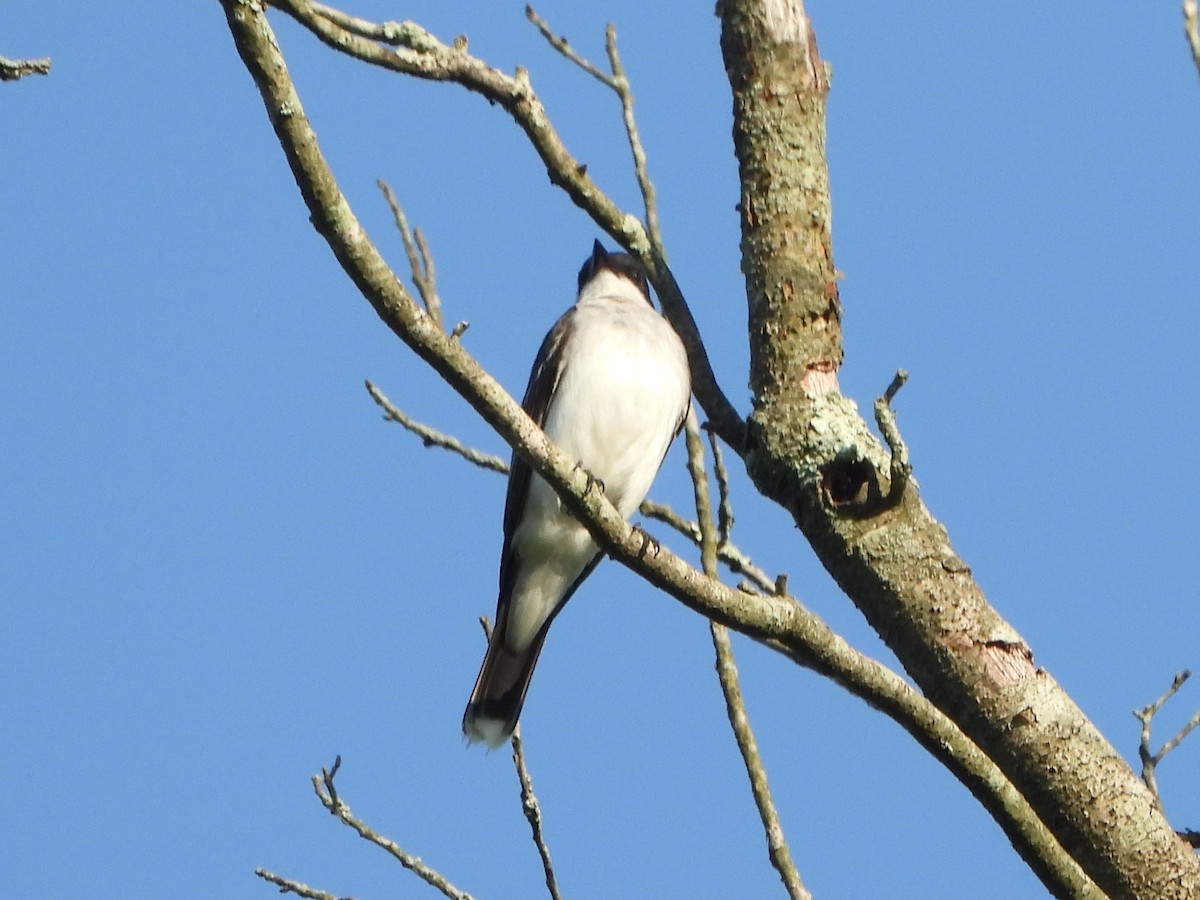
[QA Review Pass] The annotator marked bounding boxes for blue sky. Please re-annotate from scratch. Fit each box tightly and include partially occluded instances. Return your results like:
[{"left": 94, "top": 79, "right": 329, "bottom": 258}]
[{"left": 3, "top": 2, "right": 1199, "bottom": 898}]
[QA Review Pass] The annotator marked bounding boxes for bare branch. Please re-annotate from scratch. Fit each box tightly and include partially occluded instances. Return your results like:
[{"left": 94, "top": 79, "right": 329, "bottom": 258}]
[
  {"left": 873, "top": 368, "right": 911, "bottom": 506},
  {"left": 642, "top": 499, "right": 776, "bottom": 588},
  {"left": 377, "top": 180, "right": 443, "bottom": 328},
  {"left": 683, "top": 410, "right": 810, "bottom": 899},
  {"left": 1135, "top": 670, "right": 1200, "bottom": 803},
  {"left": 0, "top": 54, "right": 51, "bottom": 81},
  {"left": 525, "top": 6, "right": 614, "bottom": 87},
  {"left": 365, "top": 379, "right": 507, "bottom": 474},
  {"left": 311, "top": 756, "right": 474, "bottom": 900},
  {"left": 525, "top": 9, "right": 662, "bottom": 272},
  {"left": 683, "top": 410, "right": 720, "bottom": 576},
  {"left": 706, "top": 425, "right": 735, "bottom": 545},
  {"left": 510, "top": 728, "right": 561, "bottom": 900},
  {"left": 478, "top": 618, "right": 561, "bottom": 900},
  {"left": 308, "top": 0, "right": 431, "bottom": 46},
  {"left": 255, "top": 868, "right": 351, "bottom": 900},
  {"left": 603, "top": 25, "right": 661, "bottom": 251},
  {"left": 1185, "top": 0, "right": 1200, "bottom": 81}
]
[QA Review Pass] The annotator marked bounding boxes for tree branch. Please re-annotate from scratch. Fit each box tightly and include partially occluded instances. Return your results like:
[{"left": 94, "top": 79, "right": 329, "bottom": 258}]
[
  {"left": 221, "top": 3, "right": 1100, "bottom": 895},
  {"left": 255, "top": 868, "right": 351, "bottom": 900},
  {"left": 1135, "top": 670, "right": 1200, "bottom": 804},
  {"left": 365, "top": 379, "right": 508, "bottom": 474},
  {"left": 477, "top": 618, "right": 562, "bottom": 900},
  {"left": 377, "top": 180, "right": 443, "bottom": 329},
  {"left": 1185, "top": 0, "right": 1200, "bottom": 81},
  {"left": 524, "top": 6, "right": 614, "bottom": 87},
  {"left": 525, "top": 8, "right": 660, "bottom": 250},
  {"left": 509, "top": 728, "right": 561, "bottom": 900},
  {"left": 706, "top": 426, "right": 735, "bottom": 545},
  {"left": 683, "top": 410, "right": 810, "bottom": 900},
  {"left": 603, "top": 25, "right": 660, "bottom": 250},
  {"left": 0, "top": 54, "right": 51, "bottom": 81},
  {"left": 873, "top": 369, "right": 911, "bottom": 507},
  {"left": 305, "top": 756, "right": 473, "bottom": 900}
]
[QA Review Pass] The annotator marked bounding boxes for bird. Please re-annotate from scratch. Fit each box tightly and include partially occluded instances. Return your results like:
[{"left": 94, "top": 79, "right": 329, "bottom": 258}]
[{"left": 462, "top": 240, "right": 692, "bottom": 748}]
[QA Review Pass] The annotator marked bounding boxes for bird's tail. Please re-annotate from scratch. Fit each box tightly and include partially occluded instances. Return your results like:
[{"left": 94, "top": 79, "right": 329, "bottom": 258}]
[{"left": 462, "top": 630, "right": 548, "bottom": 748}]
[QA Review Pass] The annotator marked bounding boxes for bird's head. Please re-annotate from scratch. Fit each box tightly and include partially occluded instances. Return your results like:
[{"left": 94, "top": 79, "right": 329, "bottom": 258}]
[{"left": 576, "top": 239, "right": 652, "bottom": 306}]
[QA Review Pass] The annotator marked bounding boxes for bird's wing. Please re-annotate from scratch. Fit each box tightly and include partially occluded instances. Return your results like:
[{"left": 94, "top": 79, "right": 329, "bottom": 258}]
[{"left": 496, "top": 309, "right": 577, "bottom": 608}]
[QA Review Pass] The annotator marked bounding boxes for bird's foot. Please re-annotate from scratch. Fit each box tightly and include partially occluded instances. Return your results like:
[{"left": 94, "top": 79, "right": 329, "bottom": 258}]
[
  {"left": 576, "top": 463, "right": 606, "bottom": 499},
  {"left": 632, "top": 525, "right": 660, "bottom": 560}
]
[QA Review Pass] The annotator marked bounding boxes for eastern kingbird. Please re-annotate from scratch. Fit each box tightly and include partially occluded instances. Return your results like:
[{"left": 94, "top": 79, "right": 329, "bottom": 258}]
[{"left": 463, "top": 240, "right": 692, "bottom": 748}]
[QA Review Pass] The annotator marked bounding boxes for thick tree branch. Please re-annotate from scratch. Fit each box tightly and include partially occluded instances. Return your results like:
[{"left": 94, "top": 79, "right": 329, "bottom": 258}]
[
  {"left": 719, "top": 0, "right": 1199, "bottom": 896},
  {"left": 221, "top": 4, "right": 1101, "bottom": 895}
]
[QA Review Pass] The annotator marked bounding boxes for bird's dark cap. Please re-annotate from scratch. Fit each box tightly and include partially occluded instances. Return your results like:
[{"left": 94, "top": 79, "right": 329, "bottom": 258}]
[{"left": 577, "top": 240, "right": 652, "bottom": 304}]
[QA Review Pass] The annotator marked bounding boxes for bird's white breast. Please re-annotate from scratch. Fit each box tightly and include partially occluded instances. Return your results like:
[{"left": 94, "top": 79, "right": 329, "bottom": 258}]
[{"left": 541, "top": 294, "right": 689, "bottom": 516}]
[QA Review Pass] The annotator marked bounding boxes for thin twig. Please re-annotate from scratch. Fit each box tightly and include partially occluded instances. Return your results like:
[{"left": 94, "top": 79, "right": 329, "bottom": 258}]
[
  {"left": 1185, "top": 0, "right": 1200, "bottom": 81},
  {"left": 682, "top": 410, "right": 810, "bottom": 900},
  {"left": 706, "top": 425, "right": 735, "bottom": 545},
  {"left": 873, "top": 369, "right": 911, "bottom": 505},
  {"left": 508, "top": 729, "right": 559, "bottom": 897},
  {"left": 377, "top": 180, "right": 443, "bottom": 328},
  {"left": 510, "top": 730, "right": 561, "bottom": 899},
  {"left": 524, "top": 6, "right": 614, "bottom": 87},
  {"left": 683, "top": 410, "right": 719, "bottom": 576},
  {"left": 1134, "top": 670, "right": 1200, "bottom": 803},
  {"left": 311, "top": 756, "right": 474, "bottom": 900},
  {"left": 525, "top": 8, "right": 662, "bottom": 253},
  {"left": 478, "top": 618, "right": 562, "bottom": 900},
  {"left": 603, "top": 26, "right": 661, "bottom": 250},
  {"left": 638, "top": 498, "right": 775, "bottom": 590},
  {"left": 255, "top": 868, "right": 351, "bottom": 900},
  {"left": 366, "top": 379, "right": 507, "bottom": 473},
  {"left": 0, "top": 55, "right": 51, "bottom": 81}
]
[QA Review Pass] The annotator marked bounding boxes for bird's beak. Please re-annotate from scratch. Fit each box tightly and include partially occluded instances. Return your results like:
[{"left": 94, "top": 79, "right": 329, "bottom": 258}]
[{"left": 591, "top": 239, "right": 608, "bottom": 266}]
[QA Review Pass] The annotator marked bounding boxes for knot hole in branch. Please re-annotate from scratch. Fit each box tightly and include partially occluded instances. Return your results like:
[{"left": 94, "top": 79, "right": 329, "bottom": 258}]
[{"left": 820, "top": 450, "right": 893, "bottom": 517}]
